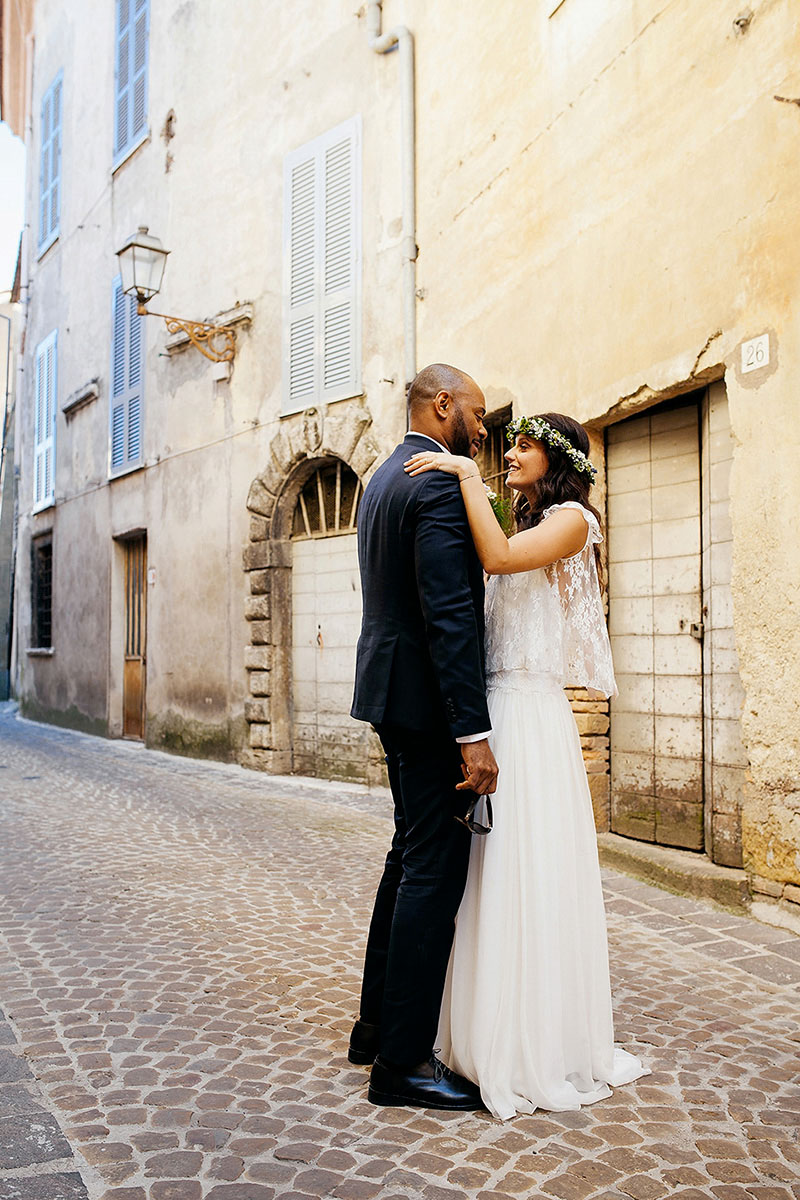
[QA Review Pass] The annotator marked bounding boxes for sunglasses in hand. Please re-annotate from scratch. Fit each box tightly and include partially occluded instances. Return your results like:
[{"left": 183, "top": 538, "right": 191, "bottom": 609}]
[{"left": 455, "top": 794, "right": 493, "bottom": 835}]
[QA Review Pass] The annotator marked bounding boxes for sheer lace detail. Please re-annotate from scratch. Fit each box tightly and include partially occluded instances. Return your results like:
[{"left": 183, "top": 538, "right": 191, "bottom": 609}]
[{"left": 485, "top": 502, "right": 617, "bottom": 698}]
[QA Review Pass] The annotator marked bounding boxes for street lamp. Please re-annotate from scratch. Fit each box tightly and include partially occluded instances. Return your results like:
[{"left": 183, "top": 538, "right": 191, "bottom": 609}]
[{"left": 116, "top": 226, "right": 237, "bottom": 363}]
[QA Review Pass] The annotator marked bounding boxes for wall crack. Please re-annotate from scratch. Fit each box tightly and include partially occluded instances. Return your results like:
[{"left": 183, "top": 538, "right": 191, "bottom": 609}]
[{"left": 692, "top": 330, "right": 722, "bottom": 376}]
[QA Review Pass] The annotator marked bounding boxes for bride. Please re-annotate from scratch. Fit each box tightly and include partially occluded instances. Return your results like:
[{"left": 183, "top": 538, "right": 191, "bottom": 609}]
[{"left": 404, "top": 412, "right": 649, "bottom": 1120}]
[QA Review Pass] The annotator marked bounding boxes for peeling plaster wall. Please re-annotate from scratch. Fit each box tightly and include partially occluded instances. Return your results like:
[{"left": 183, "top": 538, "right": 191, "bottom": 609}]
[
  {"left": 11, "top": 0, "right": 800, "bottom": 894},
  {"left": 408, "top": 0, "right": 800, "bottom": 892},
  {"left": 13, "top": 0, "right": 405, "bottom": 757}
]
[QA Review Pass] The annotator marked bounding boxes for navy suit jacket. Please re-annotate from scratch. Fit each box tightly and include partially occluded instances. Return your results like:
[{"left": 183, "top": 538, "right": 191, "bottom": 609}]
[{"left": 350, "top": 433, "right": 491, "bottom": 740}]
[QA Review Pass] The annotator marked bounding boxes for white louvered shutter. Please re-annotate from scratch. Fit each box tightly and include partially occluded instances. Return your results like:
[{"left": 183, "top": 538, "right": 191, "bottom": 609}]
[
  {"left": 110, "top": 278, "right": 144, "bottom": 472},
  {"left": 44, "top": 337, "right": 56, "bottom": 500},
  {"left": 33, "top": 332, "right": 57, "bottom": 509},
  {"left": 34, "top": 346, "right": 45, "bottom": 505},
  {"left": 322, "top": 133, "right": 358, "bottom": 399},
  {"left": 287, "top": 156, "right": 316, "bottom": 409},
  {"left": 283, "top": 117, "right": 361, "bottom": 413}
]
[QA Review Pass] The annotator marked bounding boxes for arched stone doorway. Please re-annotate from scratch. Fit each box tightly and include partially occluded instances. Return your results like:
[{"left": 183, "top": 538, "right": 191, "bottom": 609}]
[{"left": 241, "top": 403, "right": 385, "bottom": 783}]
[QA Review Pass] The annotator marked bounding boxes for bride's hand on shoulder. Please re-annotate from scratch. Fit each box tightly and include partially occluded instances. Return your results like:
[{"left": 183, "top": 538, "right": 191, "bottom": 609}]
[{"left": 404, "top": 451, "right": 479, "bottom": 481}]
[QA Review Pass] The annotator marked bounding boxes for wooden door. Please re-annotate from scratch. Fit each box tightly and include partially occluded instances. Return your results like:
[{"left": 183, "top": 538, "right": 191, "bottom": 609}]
[{"left": 123, "top": 535, "right": 147, "bottom": 739}]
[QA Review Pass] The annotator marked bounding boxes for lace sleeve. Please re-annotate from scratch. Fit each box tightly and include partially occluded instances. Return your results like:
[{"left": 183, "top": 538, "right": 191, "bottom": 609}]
[{"left": 541, "top": 503, "right": 616, "bottom": 698}]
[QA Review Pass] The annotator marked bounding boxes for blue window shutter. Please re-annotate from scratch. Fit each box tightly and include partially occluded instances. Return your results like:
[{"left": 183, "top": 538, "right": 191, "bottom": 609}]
[
  {"left": 110, "top": 278, "right": 144, "bottom": 472},
  {"left": 115, "top": 0, "right": 132, "bottom": 156},
  {"left": 127, "top": 294, "right": 142, "bottom": 461},
  {"left": 49, "top": 77, "right": 62, "bottom": 241},
  {"left": 132, "top": 0, "right": 149, "bottom": 141},
  {"left": 39, "top": 90, "right": 51, "bottom": 247},
  {"left": 115, "top": 0, "right": 148, "bottom": 160},
  {"left": 38, "top": 74, "right": 62, "bottom": 252},
  {"left": 111, "top": 280, "right": 127, "bottom": 468}
]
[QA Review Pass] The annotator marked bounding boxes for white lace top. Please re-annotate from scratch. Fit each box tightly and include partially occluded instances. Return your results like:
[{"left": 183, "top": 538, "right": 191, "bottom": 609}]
[{"left": 484, "top": 501, "right": 617, "bottom": 698}]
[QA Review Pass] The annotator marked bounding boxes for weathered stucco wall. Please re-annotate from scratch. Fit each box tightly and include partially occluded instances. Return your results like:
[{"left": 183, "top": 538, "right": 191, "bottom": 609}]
[
  {"left": 408, "top": 0, "right": 800, "bottom": 915},
  {"left": 14, "top": 0, "right": 406, "bottom": 755},
  {"left": 10, "top": 0, "right": 800, "bottom": 915}
]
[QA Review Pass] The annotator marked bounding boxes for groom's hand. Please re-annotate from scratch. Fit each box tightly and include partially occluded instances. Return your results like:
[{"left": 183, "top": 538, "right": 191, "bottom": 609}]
[{"left": 458, "top": 740, "right": 498, "bottom": 795}]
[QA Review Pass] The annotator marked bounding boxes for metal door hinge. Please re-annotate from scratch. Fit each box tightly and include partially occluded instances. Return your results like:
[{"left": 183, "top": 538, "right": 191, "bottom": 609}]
[{"left": 690, "top": 621, "right": 705, "bottom": 641}]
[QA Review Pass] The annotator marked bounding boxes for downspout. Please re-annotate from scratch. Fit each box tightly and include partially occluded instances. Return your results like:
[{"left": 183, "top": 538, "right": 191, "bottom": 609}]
[{"left": 366, "top": 1, "right": 417, "bottom": 389}]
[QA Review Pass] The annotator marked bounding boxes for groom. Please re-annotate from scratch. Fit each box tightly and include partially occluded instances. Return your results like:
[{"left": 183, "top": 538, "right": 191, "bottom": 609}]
[{"left": 349, "top": 363, "right": 498, "bottom": 1109}]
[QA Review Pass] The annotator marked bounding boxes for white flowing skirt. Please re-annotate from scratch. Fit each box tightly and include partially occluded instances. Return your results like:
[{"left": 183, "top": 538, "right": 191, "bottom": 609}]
[{"left": 438, "top": 672, "right": 649, "bottom": 1120}]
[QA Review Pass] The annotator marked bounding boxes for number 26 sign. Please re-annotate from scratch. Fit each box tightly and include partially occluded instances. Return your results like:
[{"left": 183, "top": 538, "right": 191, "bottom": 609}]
[{"left": 741, "top": 334, "right": 770, "bottom": 374}]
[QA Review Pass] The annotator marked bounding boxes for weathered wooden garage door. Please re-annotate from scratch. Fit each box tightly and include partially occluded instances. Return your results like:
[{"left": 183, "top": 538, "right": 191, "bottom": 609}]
[
  {"left": 290, "top": 460, "right": 369, "bottom": 781},
  {"left": 606, "top": 384, "right": 746, "bottom": 864}
]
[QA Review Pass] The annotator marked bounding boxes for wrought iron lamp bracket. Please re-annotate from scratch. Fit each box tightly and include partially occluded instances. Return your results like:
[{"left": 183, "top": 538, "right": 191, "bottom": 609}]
[{"left": 137, "top": 303, "right": 236, "bottom": 363}]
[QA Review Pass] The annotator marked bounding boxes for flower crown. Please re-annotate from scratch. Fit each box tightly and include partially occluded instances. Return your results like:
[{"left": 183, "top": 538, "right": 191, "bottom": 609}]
[{"left": 506, "top": 416, "right": 597, "bottom": 482}]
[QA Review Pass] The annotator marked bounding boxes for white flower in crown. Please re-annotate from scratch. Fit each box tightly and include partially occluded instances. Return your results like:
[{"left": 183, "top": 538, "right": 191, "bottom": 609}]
[{"left": 505, "top": 416, "right": 597, "bottom": 481}]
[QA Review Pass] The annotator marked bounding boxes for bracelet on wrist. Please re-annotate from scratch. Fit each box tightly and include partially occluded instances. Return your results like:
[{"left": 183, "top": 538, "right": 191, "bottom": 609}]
[{"left": 459, "top": 470, "right": 481, "bottom": 483}]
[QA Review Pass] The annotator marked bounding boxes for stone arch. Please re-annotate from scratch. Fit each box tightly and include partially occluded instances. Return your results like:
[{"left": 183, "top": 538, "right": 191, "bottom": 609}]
[{"left": 241, "top": 402, "right": 383, "bottom": 774}]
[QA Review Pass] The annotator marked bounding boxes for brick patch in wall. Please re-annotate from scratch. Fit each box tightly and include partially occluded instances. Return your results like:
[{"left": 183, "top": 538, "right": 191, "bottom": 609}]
[{"left": 567, "top": 686, "right": 610, "bottom": 830}]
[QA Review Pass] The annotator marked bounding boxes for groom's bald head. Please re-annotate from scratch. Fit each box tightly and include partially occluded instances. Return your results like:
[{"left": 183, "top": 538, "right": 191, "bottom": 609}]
[
  {"left": 407, "top": 363, "right": 487, "bottom": 458},
  {"left": 407, "top": 363, "right": 476, "bottom": 417}
]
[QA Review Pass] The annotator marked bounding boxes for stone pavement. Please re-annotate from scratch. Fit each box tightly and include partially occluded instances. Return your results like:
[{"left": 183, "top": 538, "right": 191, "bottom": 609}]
[
  {"left": 0, "top": 1003, "right": 88, "bottom": 1199},
  {"left": 0, "top": 708, "right": 798, "bottom": 1200}
]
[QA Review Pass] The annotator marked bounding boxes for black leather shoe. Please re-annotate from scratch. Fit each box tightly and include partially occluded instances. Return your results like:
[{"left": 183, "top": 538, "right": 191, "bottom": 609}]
[
  {"left": 368, "top": 1054, "right": 485, "bottom": 1110},
  {"left": 348, "top": 1018, "right": 380, "bottom": 1065}
]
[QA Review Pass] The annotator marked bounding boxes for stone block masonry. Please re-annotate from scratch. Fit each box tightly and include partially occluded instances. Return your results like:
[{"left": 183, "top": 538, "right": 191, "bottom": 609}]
[
  {"left": 241, "top": 402, "right": 383, "bottom": 780},
  {"left": 567, "top": 686, "right": 611, "bottom": 830}
]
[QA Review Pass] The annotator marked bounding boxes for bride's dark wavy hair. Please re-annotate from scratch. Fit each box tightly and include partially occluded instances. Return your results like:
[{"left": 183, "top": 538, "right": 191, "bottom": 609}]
[{"left": 511, "top": 412, "right": 604, "bottom": 586}]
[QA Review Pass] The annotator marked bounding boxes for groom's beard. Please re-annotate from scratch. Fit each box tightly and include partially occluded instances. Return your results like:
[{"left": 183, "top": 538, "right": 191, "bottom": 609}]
[{"left": 449, "top": 408, "right": 473, "bottom": 458}]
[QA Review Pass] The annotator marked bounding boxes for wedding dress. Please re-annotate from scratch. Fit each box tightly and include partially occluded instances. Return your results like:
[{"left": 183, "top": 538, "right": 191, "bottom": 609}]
[{"left": 438, "top": 501, "right": 649, "bottom": 1120}]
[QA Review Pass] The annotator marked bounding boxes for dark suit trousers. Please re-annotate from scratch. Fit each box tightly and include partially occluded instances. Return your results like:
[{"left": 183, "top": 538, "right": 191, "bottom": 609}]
[{"left": 358, "top": 723, "right": 472, "bottom": 1067}]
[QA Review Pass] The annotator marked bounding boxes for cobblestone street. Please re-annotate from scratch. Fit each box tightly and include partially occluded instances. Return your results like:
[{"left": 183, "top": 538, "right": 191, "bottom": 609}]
[{"left": 0, "top": 708, "right": 798, "bottom": 1200}]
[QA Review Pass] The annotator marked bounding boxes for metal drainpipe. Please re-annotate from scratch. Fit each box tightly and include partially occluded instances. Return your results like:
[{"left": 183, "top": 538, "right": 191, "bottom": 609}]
[{"left": 367, "top": 1, "right": 417, "bottom": 389}]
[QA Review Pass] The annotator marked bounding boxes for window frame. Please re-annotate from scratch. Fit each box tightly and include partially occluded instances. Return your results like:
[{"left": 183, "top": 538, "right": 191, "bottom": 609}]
[
  {"left": 291, "top": 459, "right": 362, "bottom": 541},
  {"left": 282, "top": 115, "right": 362, "bottom": 416},
  {"left": 30, "top": 532, "right": 54, "bottom": 650},
  {"left": 477, "top": 406, "right": 513, "bottom": 501}
]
